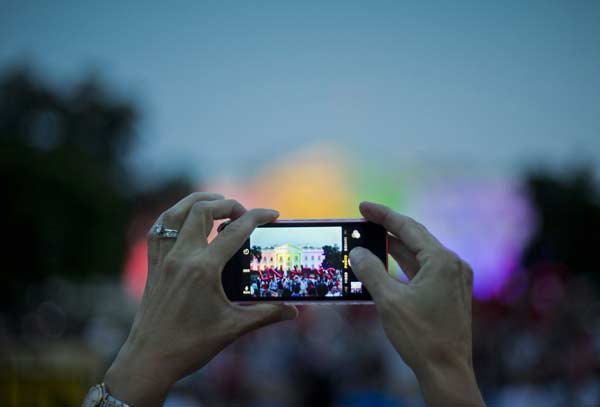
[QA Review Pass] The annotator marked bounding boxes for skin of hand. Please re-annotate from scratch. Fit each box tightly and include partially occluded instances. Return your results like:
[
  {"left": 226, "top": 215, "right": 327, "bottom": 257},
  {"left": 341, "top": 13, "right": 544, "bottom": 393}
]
[
  {"left": 350, "top": 202, "right": 485, "bottom": 407},
  {"left": 103, "top": 193, "right": 298, "bottom": 406}
]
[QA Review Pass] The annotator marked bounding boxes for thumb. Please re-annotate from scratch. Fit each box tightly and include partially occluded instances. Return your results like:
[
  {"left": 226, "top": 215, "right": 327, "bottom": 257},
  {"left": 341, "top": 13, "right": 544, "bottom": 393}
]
[
  {"left": 350, "top": 247, "right": 395, "bottom": 301},
  {"left": 237, "top": 303, "right": 298, "bottom": 335}
]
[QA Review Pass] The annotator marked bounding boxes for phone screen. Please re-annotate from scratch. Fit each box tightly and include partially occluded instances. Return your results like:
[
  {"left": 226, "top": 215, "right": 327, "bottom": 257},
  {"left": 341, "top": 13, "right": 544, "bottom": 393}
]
[{"left": 222, "top": 220, "right": 387, "bottom": 303}]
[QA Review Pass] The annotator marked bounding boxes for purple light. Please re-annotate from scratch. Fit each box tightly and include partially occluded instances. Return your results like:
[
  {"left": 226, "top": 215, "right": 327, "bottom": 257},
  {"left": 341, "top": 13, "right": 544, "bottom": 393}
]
[{"left": 409, "top": 180, "right": 536, "bottom": 300}]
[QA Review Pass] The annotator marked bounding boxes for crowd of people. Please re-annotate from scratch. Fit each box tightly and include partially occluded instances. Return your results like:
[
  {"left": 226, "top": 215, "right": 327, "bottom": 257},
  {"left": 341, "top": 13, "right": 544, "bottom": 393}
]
[
  {"left": 166, "top": 266, "right": 599, "bottom": 407},
  {"left": 250, "top": 266, "right": 343, "bottom": 297}
]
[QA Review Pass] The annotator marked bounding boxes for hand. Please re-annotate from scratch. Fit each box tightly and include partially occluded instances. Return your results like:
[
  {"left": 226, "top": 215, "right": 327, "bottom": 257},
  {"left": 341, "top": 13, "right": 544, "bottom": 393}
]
[
  {"left": 350, "top": 202, "right": 484, "bottom": 407},
  {"left": 103, "top": 193, "right": 298, "bottom": 406}
]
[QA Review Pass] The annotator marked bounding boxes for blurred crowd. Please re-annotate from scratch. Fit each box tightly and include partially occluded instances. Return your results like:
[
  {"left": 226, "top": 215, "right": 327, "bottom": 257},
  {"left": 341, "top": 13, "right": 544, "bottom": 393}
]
[
  {"left": 2, "top": 266, "right": 599, "bottom": 406},
  {"left": 159, "top": 263, "right": 600, "bottom": 407},
  {"left": 474, "top": 266, "right": 600, "bottom": 406}
]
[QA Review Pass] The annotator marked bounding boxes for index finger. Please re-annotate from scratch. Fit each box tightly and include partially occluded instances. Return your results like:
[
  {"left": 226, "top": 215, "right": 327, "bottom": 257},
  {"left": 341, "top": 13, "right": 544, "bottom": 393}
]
[
  {"left": 175, "top": 199, "right": 247, "bottom": 249},
  {"left": 359, "top": 201, "right": 442, "bottom": 254},
  {"left": 208, "top": 208, "right": 280, "bottom": 263}
]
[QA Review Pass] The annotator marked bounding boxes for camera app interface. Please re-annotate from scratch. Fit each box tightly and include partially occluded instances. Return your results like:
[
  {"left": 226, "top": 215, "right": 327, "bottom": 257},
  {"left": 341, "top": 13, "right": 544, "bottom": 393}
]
[{"left": 239, "top": 225, "right": 366, "bottom": 299}]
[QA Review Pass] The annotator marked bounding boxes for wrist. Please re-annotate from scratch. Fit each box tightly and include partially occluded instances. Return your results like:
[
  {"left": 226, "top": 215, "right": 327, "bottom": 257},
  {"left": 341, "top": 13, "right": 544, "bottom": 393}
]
[
  {"left": 103, "top": 339, "right": 175, "bottom": 407},
  {"left": 413, "top": 356, "right": 484, "bottom": 407}
]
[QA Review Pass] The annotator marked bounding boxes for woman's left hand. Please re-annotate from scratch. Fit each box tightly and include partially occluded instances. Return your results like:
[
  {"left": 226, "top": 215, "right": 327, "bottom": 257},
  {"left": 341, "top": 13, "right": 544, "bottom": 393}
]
[{"left": 103, "top": 193, "right": 298, "bottom": 406}]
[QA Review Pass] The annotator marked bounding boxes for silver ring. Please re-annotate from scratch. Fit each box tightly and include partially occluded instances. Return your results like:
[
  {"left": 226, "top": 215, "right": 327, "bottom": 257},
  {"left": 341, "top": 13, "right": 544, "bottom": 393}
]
[{"left": 152, "top": 223, "right": 179, "bottom": 239}]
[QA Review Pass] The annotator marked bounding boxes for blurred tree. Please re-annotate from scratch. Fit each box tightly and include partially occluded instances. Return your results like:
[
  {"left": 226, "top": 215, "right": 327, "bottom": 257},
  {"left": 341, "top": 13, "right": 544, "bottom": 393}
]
[
  {"left": 250, "top": 245, "right": 262, "bottom": 263},
  {"left": 0, "top": 68, "right": 137, "bottom": 312},
  {"left": 322, "top": 244, "right": 342, "bottom": 270},
  {"left": 522, "top": 168, "right": 600, "bottom": 285}
]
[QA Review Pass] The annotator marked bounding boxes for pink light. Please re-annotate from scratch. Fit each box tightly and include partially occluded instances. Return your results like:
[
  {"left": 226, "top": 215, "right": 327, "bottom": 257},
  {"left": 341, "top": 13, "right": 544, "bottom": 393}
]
[{"left": 124, "top": 239, "right": 148, "bottom": 301}]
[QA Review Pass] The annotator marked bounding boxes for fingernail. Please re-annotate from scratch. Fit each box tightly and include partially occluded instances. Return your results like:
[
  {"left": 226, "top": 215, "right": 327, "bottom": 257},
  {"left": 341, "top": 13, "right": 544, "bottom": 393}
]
[
  {"left": 350, "top": 247, "right": 366, "bottom": 262},
  {"left": 267, "top": 209, "right": 279, "bottom": 217}
]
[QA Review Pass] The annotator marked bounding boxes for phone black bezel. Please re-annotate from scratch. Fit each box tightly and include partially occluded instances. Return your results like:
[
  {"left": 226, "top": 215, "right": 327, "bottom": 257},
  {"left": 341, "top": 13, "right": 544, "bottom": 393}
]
[{"left": 221, "top": 219, "right": 388, "bottom": 303}]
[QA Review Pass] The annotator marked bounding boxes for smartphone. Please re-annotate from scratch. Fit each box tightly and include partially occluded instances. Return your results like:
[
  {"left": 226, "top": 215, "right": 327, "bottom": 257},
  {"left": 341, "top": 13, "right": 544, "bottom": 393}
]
[{"left": 221, "top": 219, "right": 387, "bottom": 303}]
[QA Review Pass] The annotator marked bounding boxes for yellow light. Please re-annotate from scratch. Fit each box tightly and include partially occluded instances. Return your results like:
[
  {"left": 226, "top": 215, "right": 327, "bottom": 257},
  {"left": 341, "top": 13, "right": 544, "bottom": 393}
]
[{"left": 205, "top": 143, "right": 359, "bottom": 219}]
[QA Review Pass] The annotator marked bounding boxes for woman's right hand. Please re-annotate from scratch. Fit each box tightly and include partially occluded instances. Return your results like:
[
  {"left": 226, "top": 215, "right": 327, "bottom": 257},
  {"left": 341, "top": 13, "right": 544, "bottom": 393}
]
[{"left": 350, "top": 202, "right": 484, "bottom": 407}]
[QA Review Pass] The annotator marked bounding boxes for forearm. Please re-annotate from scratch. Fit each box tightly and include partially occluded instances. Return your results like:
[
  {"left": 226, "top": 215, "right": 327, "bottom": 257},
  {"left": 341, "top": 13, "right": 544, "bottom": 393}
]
[
  {"left": 414, "top": 359, "right": 485, "bottom": 407},
  {"left": 103, "top": 341, "right": 175, "bottom": 407}
]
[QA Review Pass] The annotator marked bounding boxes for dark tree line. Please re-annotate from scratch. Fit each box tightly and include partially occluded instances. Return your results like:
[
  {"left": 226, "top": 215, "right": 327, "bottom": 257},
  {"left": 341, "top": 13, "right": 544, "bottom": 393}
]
[
  {"left": 0, "top": 67, "right": 192, "bottom": 317},
  {"left": 522, "top": 167, "right": 600, "bottom": 286},
  {"left": 322, "top": 244, "right": 342, "bottom": 270}
]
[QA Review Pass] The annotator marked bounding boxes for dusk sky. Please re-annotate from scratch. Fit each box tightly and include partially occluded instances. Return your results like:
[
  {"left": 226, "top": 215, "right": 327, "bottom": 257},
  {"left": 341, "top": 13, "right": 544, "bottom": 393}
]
[
  {"left": 2, "top": 1, "right": 599, "bottom": 183},
  {"left": 251, "top": 226, "right": 341, "bottom": 249}
]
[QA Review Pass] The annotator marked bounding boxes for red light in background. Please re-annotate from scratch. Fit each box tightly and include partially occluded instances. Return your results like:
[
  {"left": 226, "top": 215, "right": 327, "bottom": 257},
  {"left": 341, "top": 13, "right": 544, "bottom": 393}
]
[{"left": 124, "top": 239, "right": 148, "bottom": 301}]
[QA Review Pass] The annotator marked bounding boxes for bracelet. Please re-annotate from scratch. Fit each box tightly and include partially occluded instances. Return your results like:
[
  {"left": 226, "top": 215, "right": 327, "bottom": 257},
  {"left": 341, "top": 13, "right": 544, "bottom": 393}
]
[
  {"left": 82, "top": 383, "right": 131, "bottom": 407},
  {"left": 101, "top": 383, "right": 131, "bottom": 407}
]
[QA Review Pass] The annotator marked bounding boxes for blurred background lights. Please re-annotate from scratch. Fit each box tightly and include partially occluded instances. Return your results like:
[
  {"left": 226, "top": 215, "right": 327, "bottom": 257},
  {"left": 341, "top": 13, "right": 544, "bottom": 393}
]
[
  {"left": 125, "top": 143, "right": 535, "bottom": 301},
  {"left": 408, "top": 180, "right": 535, "bottom": 299}
]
